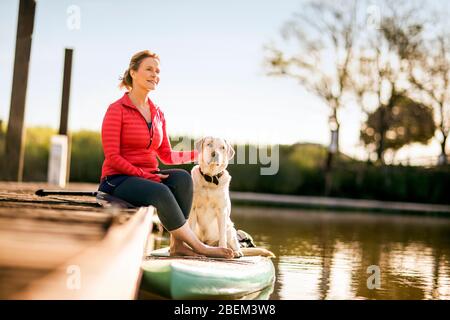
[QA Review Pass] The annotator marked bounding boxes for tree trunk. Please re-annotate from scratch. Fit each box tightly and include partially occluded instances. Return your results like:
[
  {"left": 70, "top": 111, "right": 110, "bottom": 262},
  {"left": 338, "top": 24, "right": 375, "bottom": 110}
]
[
  {"left": 325, "top": 127, "right": 339, "bottom": 171},
  {"left": 324, "top": 157, "right": 334, "bottom": 196},
  {"left": 376, "top": 106, "right": 387, "bottom": 165},
  {"left": 324, "top": 123, "right": 339, "bottom": 196},
  {"left": 438, "top": 133, "right": 448, "bottom": 165}
]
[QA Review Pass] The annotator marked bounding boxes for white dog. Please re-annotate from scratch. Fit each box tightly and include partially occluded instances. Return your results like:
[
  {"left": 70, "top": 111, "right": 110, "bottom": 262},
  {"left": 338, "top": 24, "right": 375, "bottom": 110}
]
[{"left": 188, "top": 136, "right": 275, "bottom": 258}]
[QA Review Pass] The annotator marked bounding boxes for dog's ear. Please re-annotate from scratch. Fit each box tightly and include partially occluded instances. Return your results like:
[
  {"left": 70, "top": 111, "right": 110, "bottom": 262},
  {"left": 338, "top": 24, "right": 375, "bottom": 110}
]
[
  {"left": 195, "top": 138, "right": 205, "bottom": 154},
  {"left": 225, "top": 139, "right": 235, "bottom": 160}
]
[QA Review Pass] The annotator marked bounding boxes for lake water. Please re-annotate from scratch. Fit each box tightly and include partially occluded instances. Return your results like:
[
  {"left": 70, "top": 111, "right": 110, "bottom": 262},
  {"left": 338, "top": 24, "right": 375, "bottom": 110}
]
[{"left": 232, "top": 206, "right": 450, "bottom": 300}]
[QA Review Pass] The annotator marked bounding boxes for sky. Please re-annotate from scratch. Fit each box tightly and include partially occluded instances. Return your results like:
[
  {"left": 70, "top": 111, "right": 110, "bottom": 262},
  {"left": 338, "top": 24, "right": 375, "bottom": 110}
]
[{"left": 0, "top": 0, "right": 447, "bottom": 163}]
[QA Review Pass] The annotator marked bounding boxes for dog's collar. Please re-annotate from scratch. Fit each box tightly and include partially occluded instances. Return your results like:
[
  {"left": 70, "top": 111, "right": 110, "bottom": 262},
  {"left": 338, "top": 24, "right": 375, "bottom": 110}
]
[{"left": 199, "top": 168, "right": 224, "bottom": 185}]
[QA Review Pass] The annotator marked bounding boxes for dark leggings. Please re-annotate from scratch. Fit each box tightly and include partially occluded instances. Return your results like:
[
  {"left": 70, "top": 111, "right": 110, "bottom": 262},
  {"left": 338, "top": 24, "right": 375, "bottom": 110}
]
[{"left": 111, "top": 169, "right": 193, "bottom": 231}]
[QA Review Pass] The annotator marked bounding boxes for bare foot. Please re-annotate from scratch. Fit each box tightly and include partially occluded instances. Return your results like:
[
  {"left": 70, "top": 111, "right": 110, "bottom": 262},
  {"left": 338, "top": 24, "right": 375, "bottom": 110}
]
[
  {"left": 197, "top": 245, "right": 234, "bottom": 259},
  {"left": 170, "top": 242, "right": 203, "bottom": 257}
]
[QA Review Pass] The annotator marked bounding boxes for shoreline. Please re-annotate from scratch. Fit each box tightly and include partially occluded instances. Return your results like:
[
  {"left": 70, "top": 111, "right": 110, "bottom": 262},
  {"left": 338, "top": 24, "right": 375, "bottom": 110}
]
[{"left": 231, "top": 191, "right": 450, "bottom": 216}]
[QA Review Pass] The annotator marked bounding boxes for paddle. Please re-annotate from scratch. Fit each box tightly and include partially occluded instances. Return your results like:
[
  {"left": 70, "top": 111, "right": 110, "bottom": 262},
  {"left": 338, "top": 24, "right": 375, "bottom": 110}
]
[
  {"left": 35, "top": 189, "right": 136, "bottom": 209},
  {"left": 35, "top": 189, "right": 97, "bottom": 197}
]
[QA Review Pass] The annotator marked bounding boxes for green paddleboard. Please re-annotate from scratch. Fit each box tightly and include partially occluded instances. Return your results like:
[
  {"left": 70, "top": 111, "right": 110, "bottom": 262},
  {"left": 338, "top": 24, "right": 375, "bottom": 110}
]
[{"left": 140, "top": 247, "right": 275, "bottom": 300}]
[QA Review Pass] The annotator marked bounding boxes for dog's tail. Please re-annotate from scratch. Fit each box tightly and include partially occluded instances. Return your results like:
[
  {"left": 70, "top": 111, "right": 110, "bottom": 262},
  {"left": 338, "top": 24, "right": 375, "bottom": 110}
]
[{"left": 241, "top": 247, "right": 276, "bottom": 258}]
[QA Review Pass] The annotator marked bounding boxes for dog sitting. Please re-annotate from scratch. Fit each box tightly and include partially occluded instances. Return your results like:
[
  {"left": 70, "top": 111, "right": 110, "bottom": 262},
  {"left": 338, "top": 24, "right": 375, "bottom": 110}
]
[{"left": 188, "top": 136, "right": 275, "bottom": 258}]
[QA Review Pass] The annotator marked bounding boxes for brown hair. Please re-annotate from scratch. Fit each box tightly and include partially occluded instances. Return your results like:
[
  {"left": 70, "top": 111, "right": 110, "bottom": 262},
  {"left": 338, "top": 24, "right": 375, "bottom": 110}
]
[{"left": 119, "top": 50, "right": 160, "bottom": 90}]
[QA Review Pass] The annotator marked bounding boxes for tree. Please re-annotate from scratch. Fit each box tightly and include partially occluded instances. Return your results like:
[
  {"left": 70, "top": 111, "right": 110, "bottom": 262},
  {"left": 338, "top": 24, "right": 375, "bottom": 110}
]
[
  {"left": 265, "top": 0, "right": 358, "bottom": 171},
  {"left": 361, "top": 93, "right": 435, "bottom": 158},
  {"left": 409, "top": 29, "right": 450, "bottom": 165},
  {"left": 348, "top": 2, "right": 426, "bottom": 163}
]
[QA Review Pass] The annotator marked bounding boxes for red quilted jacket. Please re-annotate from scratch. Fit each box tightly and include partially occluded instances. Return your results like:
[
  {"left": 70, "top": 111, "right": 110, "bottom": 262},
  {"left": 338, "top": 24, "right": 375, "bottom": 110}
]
[{"left": 100, "top": 93, "right": 197, "bottom": 182}]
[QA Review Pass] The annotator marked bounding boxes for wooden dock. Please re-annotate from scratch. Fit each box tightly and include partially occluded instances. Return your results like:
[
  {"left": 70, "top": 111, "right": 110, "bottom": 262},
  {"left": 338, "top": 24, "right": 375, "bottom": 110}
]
[{"left": 0, "top": 182, "right": 154, "bottom": 299}]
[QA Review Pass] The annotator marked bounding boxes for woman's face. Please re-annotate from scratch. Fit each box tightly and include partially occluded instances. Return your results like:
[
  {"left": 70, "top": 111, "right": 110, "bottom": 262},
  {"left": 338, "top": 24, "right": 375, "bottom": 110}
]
[{"left": 130, "top": 57, "right": 160, "bottom": 92}]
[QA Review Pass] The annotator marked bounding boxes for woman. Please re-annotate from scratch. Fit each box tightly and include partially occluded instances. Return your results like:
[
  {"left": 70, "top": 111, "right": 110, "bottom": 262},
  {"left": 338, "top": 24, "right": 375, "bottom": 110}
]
[{"left": 99, "top": 50, "right": 233, "bottom": 259}]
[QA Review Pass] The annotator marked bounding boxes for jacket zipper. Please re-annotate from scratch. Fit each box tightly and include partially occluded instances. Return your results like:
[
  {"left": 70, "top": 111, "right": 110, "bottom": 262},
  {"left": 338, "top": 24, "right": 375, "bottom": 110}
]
[
  {"left": 147, "top": 124, "right": 153, "bottom": 149},
  {"left": 135, "top": 110, "right": 153, "bottom": 149}
]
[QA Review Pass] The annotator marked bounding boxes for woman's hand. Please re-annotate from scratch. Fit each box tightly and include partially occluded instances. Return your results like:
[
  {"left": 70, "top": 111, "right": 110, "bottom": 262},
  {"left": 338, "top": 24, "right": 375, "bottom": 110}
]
[
  {"left": 142, "top": 171, "right": 169, "bottom": 182},
  {"left": 155, "top": 173, "right": 169, "bottom": 180}
]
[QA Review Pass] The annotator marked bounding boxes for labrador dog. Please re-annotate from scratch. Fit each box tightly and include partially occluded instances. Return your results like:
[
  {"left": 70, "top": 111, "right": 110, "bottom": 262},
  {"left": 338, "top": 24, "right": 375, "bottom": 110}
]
[{"left": 188, "top": 136, "right": 275, "bottom": 258}]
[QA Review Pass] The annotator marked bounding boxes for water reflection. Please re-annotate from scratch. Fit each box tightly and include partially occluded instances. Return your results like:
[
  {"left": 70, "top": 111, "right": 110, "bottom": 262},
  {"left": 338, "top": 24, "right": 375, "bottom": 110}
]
[{"left": 232, "top": 206, "right": 450, "bottom": 300}]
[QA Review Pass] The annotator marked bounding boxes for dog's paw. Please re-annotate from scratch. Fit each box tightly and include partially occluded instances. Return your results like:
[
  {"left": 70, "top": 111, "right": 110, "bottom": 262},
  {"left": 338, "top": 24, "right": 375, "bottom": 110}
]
[{"left": 233, "top": 250, "right": 244, "bottom": 258}]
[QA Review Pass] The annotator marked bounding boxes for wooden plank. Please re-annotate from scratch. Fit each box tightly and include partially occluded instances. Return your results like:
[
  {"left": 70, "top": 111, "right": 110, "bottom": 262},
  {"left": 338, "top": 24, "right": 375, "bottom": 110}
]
[
  {"left": 0, "top": 216, "right": 106, "bottom": 238},
  {"left": 0, "top": 199, "right": 106, "bottom": 227},
  {"left": 0, "top": 182, "right": 113, "bottom": 214},
  {"left": 0, "top": 182, "right": 151, "bottom": 299},
  {"left": 0, "top": 267, "right": 50, "bottom": 299},
  {"left": 0, "top": 207, "right": 111, "bottom": 225},
  {"left": 0, "top": 206, "right": 110, "bottom": 273},
  {"left": 0, "top": 182, "right": 98, "bottom": 192},
  {"left": 14, "top": 206, "right": 154, "bottom": 299},
  {"left": 0, "top": 227, "right": 99, "bottom": 270}
]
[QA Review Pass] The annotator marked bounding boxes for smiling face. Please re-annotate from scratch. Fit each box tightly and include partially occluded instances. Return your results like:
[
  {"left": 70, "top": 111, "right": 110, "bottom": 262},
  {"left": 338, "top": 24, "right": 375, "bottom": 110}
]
[
  {"left": 196, "top": 137, "right": 235, "bottom": 175},
  {"left": 130, "top": 57, "right": 160, "bottom": 92}
]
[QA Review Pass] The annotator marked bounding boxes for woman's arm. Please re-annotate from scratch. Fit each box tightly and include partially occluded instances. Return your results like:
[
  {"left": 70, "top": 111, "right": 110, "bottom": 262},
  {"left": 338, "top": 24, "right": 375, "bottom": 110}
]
[
  {"left": 102, "top": 104, "right": 161, "bottom": 180},
  {"left": 156, "top": 111, "right": 198, "bottom": 165}
]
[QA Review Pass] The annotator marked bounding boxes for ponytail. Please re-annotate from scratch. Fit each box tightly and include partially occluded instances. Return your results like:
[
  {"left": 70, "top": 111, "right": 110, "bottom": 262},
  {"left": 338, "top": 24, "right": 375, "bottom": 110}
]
[{"left": 119, "top": 68, "right": 133, "bottom": 90}]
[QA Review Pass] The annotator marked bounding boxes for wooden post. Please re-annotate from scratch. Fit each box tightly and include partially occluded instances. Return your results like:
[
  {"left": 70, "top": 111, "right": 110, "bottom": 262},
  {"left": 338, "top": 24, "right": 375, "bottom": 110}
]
[
  {"left": 4, "top": 0, "right": 36, "bottom": 181},
  {"left": 59, "top": 48, "right": 73, "bottom": 183},
  {"left": 59, "top": 48, "right": 73, "bottom": 136}
]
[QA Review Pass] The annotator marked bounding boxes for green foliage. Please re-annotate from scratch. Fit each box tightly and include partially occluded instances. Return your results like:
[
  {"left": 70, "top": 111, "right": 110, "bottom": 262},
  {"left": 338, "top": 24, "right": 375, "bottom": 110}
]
[
  {"left": 361, "top": 94, "right": 436, "bottom": 153},
  {"left": 288, "top": 143, "right": 327, "bottom": 168},
  {"left": 69, "top": 130, "right": 104, "bottom": 182},
  {"left": 23, "top": 127, "right": 55, "bottom": 181}
]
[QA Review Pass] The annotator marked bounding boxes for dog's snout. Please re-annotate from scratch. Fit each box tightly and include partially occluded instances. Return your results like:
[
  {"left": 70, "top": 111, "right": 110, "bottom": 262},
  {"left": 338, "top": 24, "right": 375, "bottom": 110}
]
[{"left": 211, "top": 151, "right": 216, "bottom": 157}]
